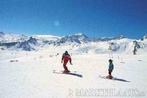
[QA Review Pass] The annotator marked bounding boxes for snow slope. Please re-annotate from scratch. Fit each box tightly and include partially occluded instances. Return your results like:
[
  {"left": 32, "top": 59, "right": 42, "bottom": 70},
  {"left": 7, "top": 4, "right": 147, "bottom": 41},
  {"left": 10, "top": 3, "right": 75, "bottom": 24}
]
[
  {"left": 0, "top": 33, "right": 147, "bottom": 98},
  {"left": 0, "top": 44, "right": 147, "bottom": 98}
]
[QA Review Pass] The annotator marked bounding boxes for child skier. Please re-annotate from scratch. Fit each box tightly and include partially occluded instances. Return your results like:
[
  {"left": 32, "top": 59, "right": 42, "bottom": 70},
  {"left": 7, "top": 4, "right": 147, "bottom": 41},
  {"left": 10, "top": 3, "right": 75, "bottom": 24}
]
[
  {"left": 107, "top": 59, "right": 114, "bottom": 79},
  {"left": 61, "top": 51, "right": 72, "bottom": 73}
]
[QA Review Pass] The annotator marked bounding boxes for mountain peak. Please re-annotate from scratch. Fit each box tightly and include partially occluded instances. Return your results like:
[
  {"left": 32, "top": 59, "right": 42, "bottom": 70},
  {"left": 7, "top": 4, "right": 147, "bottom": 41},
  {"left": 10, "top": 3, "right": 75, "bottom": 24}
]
[
  {"left": 57, "top": 33, "right": 89, "bottom": 44},
  {"left": 0, "top": 32, "right": 5, "bottom": 36}
]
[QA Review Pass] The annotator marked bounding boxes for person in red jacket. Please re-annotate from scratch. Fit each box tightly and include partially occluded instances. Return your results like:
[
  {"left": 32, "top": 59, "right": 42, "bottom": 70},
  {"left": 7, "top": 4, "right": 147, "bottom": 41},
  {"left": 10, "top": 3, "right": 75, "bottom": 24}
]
[{"left": 61, "top": 51, "right": 72, "bottom": 73}]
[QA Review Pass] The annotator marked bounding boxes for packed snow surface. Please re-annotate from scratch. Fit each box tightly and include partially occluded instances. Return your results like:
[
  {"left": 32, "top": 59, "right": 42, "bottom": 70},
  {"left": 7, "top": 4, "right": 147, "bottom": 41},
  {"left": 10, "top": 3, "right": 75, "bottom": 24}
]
[{"left": 0, "top": 46, "right": 147, "bottom": 98}]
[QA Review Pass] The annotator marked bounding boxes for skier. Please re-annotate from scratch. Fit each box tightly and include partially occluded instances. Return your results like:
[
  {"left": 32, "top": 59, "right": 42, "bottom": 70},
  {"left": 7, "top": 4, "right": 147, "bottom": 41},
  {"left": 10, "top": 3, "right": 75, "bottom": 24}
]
[
  {"left": 108, "top": 42, "right": 114, "bottom": 58},
  {"left": 61, "top": 51, "right": 72, "bottom": 73},
  {"left": 133, "top": 46, "right": 137, "bottom": 55},
  {"left": 133, "top": 41, "right": 138, "bottom": 55},
  {"left": 107, "top": 59, "right": 114, "bottom": 79}
]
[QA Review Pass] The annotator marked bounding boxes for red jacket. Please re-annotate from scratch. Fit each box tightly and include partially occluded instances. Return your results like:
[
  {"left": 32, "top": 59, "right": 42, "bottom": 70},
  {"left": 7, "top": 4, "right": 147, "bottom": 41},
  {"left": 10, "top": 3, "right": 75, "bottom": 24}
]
[{"left": 62, "top": 53, "right": 71, "bottom": 64}]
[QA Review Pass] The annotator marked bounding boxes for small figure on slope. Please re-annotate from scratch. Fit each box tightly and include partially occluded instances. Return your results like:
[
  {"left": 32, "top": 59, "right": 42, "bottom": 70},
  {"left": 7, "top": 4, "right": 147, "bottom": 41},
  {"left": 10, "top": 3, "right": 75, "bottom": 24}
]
[
  {"left": 61, "top": 51, "right": 72, "bottom": 73},
  {"left": 133, "top": 46, "right": 137, "bottom": 55},
  {"left": 133, "top": 41, "right": 138, "bottom": 55},
  {"left": 108, "top": 42, "right": 114, "bottom": 58},
  {"left": 107, "top": 59, "right": 114, "bottom": 79}
]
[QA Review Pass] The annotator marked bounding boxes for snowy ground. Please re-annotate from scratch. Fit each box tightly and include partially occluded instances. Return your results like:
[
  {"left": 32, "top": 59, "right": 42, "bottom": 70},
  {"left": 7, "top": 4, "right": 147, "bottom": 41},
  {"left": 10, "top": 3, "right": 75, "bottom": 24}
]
[{"left": 0, "top": 47, "right": 147, "bottom": 98}]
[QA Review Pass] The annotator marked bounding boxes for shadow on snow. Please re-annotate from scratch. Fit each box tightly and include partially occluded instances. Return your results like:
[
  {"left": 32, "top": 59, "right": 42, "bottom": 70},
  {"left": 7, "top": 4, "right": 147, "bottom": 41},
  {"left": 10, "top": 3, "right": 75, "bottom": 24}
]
[
  {"left": 53, "top": 71, "right": 83, "bottom": 78},
  {"left": 99, "top": 75, "right": 130, "bottom": 82}
]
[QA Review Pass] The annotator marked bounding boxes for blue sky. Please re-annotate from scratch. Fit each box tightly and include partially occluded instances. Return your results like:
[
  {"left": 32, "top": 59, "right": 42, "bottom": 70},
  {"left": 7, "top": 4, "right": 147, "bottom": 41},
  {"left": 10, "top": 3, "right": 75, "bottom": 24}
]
[{"left": 0, "top": 0, "right": 147, "bottom": 38}]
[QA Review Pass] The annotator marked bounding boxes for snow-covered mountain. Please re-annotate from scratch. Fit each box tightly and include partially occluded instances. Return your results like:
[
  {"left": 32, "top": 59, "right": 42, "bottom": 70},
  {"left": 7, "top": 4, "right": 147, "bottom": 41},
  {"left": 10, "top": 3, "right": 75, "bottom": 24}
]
[
  {"left": 0, "top": 32, "right": 28, "bottom": 43},
  {"left": 55, "top": 33, "right": 89, "bottom": 46},
  {"left": 0, "top": 32, "right": 147, "bottom": 54},
  {"left": 93, "top": 35, "right": 126, "bottom": 42},
  {"left": 15, "top": 37, "right": 38, "bottom": 51},
  {"left": 143, "top": 35, "right": 147, "bottom": 40},
  {"left": 0, "top": 32, "right": 60, "bottom": 51},
  {"left": 0, "top": 32, "right": 5, "bottom": 37},
  {"left": 32, "top": 35, "right": 60, "bottom": 41}
]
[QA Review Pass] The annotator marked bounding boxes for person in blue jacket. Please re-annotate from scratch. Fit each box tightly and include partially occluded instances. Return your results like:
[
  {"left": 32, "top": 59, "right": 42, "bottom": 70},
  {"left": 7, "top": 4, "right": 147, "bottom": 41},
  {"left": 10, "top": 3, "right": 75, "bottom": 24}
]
[{"left": 107, "top": 59, "right": 114, "bottom": 79}]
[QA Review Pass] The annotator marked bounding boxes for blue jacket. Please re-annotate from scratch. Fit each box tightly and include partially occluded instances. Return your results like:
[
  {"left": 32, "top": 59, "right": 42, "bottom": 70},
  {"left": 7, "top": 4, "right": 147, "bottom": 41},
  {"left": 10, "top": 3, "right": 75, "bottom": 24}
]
[{"left": 109, "top": 63, "right": 114, "bottom": 71}]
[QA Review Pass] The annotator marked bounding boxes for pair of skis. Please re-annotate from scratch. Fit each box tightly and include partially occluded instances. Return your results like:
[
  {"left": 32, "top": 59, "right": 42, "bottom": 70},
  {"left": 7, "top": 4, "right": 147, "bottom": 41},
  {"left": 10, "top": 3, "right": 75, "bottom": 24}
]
[
  {"left": 53, "top": 70, "right": 83, "bottom": 78},
  {"left": 53, "top": 70, "right": 130, "bottom": 82}
]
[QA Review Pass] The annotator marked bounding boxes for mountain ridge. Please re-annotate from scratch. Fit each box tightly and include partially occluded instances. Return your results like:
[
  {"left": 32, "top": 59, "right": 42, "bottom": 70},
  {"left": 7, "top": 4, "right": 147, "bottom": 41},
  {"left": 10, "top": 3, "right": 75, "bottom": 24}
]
[{"left": 0, "top": 32, "right": 146, "bottom": 53}]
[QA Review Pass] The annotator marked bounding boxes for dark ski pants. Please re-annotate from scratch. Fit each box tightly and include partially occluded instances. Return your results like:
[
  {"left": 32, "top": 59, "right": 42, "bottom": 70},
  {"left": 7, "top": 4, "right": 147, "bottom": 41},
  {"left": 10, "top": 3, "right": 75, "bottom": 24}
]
[{"left": 108, "top": 70, "right": 113, "bottom": 76}]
